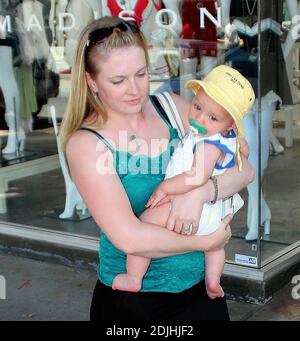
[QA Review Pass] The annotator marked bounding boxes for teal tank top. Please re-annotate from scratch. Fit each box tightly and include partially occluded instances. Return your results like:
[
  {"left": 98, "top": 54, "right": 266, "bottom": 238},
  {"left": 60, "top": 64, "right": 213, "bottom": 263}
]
[{"left": 80, "top": 95, "right": 205, "bottom": 292}]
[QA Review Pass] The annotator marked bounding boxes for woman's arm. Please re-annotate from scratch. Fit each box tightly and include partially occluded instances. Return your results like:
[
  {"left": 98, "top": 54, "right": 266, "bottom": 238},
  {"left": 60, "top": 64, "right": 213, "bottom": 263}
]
[
  {"left": 164, "top": 154, "right": 254, "bottom": 233},
  {"left": 239, "top": 137, "right": 250, "bottom": 158},
  {"left": 213, "top": 154, "right": 254, "bottom": 200},
  {"left": 66, "top": 131, "right": 231, "bottom": 258}
]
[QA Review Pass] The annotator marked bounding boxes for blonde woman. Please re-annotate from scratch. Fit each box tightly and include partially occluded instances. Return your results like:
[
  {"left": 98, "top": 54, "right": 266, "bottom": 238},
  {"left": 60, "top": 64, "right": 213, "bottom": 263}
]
[{"left": 60, "top": 16, "right": 253, "bottom": 321}]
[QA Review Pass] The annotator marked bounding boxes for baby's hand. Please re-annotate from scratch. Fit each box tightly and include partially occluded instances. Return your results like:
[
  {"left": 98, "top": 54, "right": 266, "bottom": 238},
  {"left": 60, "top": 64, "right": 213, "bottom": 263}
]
[{"left": 145, "top": 186, "right": 168, "bottom": 208}]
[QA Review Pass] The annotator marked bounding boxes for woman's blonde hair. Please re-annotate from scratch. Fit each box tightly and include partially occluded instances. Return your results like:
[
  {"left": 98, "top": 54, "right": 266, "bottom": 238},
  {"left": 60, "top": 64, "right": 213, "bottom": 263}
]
[{"left": 60, "top": 16, "right": 149, "bottom": 153}]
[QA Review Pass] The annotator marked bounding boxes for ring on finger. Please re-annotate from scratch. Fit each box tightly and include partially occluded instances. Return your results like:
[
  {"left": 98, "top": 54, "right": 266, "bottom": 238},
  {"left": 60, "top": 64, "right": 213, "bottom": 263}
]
[{"left": 182, "top": 222, "right": 193, "bottom": 234}]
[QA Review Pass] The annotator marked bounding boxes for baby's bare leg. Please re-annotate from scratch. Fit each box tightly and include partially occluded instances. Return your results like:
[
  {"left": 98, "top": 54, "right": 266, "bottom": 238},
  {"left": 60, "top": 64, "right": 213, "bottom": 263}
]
[
  {"left": 205, "top": 248, "right": 225, "bottom": 299},
  {"left": 112, "top": 255, "right": 150, "bottom": 292},
  {"left": 112, "top": 204, "right": 171, "bottom": 292},
  {"left": 140, "top": 202, "right": 171, "bottom": 226}
]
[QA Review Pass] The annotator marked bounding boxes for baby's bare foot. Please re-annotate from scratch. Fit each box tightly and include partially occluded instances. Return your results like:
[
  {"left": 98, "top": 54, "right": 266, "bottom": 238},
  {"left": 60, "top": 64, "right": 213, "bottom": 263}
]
[
  {"left": 112, "top": 273, "right": 142, "bottom": 292},
  {"left": 205, "top": 279, "right": 225, "bottom": 300}
]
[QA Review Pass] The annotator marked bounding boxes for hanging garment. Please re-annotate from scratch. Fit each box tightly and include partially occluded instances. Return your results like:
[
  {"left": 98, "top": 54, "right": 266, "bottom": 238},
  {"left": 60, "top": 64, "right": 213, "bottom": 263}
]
[
  {"left": 226, "top": 0, "right": 293, "bottom": 104},
  {"left": 106, "top": 0, "right": 163, "bottom": 24},
  {"left": 16, "top": 0, "right": 50, "bottom": 61},
  {"left": 102, "top": 0, "right": 163, "bottom": 40},
  {"left": 49, "top": 0, "right": 68, "bottom": 47},
  {"left": 181, "top": 0, "right": 217, "bottom": 58},
  {"left": 16, "top": 64, "right": 37, "bottom": 132}
]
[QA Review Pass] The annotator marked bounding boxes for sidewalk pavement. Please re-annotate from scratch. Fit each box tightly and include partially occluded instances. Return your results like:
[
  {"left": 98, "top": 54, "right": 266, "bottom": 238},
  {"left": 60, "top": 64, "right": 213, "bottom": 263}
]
[{"left": 0, "top": 252, "right": 300, "bottom": 321}]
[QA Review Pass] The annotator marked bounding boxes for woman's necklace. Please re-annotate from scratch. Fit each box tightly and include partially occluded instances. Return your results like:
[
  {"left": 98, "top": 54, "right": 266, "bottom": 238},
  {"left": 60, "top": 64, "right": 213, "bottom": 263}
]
[
  {"left": 128, "top": 133, "right": 143, "bottom": 149},
  {"left": 129, "top": 134, "right": 139, "bottom": 141},
  {"left": 128, "top": 112, "right": 145, "bottom": 148}
]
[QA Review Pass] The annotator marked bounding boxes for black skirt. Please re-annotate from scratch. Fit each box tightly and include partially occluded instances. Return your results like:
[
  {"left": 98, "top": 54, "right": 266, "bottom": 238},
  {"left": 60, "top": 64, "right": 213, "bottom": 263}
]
[{"left": 90, "top": 279, "right": 230, "bottom": 322}]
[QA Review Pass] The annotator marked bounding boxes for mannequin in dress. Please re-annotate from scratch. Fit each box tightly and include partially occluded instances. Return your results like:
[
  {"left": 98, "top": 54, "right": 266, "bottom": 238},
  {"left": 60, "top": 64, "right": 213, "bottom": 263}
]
[
  {"left": 50, "top": 106, "right": 87, "bottom": 219},
  {"left": 0, "top": 46, "right": 25, "bottom": 155},
  {"left": 223, "top": 0, "right": 298, "bottom": 241},
  {"left": 64, "top": 0, "right": 101, "bottom": 67},
  {"left": 281, "top": 0, "right": 300, "bottom": 106},
  {"left": 181, "top": 0, "right": 219, "bottom": 75},
  {"left": 101, "top": 0, "right": 182, "bottom": 82},
  {"left": 101, "top": 0, "right": 182, "bottom": 40},
  {"left": 49, "top": 0, "right": 69, "bottom": 47},
  {"left": 65, "top": 0, "right": 183, "bottom": 68},
  {"left": 0, "top": 15, "right": 25, "bottom": 155},
  {"left": 180, "top": 0, "right": 220, "bottom": 100},
  {"left": 16, "top": 0, "right": 51, "bottom": 62},
  {"left": 54, "top": 0, "right": 101, "bottom": 217},
  {"left": 65, "top": 1, "right": 182, "bottom": 75}
]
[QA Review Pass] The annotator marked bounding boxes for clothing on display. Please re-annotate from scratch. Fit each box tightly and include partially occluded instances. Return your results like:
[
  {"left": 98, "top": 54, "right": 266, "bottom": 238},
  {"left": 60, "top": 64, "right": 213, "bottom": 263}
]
[
  {"left": 226, "top": 0, "right": 292, "bottom": 103},
  {"left": 16, "top": 64, "right": 38, "bottom": 129},
  {"left": 223, "top": 0, "right": 300, "bottom": 240},
  {"left": 16, "top": 0, "right": 51, "bottom": 63},
  {"left": 233, "top": 18, "right": 282, "bottom": 37},
  {"left": 102, "top": 0, "right": 182, "bottom": 80},
  {"left": 49, "top": 0, "right": 69, "bottom": 47},
  {"left": 101, "top": 0, "right": 182, "bottom": 40},
  {"left": 181, "top": 0, "right": 218, "bottom": 59},
  {"left": 106, "top": 0, "right": 163, "bottom": 24},
  {"left": 0, "top": 0, "right": 60, "bottom": 154},
  {"left": 179, "top": 0, "right": 220, "bottom": 101},
  {"left": 32, "top": 59, "right": 60, "bottom": 109},
  {"left": 64, "top": 0, "right": 95, "bottom": 67}
]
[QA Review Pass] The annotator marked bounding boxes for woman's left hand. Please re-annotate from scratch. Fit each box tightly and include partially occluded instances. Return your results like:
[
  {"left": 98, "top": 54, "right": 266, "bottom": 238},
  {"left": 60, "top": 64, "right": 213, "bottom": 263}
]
[{"left": 163, "top": 188, "right": 205, "bottom": 235}]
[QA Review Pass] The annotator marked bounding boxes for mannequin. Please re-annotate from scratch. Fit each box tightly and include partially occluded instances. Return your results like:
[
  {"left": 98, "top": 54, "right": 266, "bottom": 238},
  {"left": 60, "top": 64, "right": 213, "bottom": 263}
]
[
  {"left": 180, "top": 0, "right": 220, "bottom": 100},
  {"left": 0, "top": 45, "right": 25, "bottom": 155},
  {"left": 181, "top": 0, "right": 219, "bottom": 74},
  {"left": 64, "top": 0, "right": 98, "bottom": 67},
  {"left": 223, "top": 0, "right": 298, "bottom": 240},
  {"left": 282, "top": 0, "right": 299, "bottom": 97},
  {"left": 268, "top": 0, "right": 299, "bottom": 149},
  {"left": 243, "top": 91, "right": 281, "bottom": 240},
  {"left": 49, "top": 0, "right": 69, "bottom": 47},
  {"left": 16, "top": 0, "right": 57, "bottom": 120},
  {"left": 0, "top": 15, "right": 25, "bottom": 155},
  {"left": 16, "top": 0, "right": 51, "bottom": 62},
  {"left": 64, "top": 0, "right": 183, "bottom": 82},
  {"left": 50, "top": 106, "right": 88, "bottom": 219},
  {"left": 101, "top": 0, "right": 182, "bottom": 83},
  {"left": 101, "top": 0, "right": 182, "bottom": 40}
]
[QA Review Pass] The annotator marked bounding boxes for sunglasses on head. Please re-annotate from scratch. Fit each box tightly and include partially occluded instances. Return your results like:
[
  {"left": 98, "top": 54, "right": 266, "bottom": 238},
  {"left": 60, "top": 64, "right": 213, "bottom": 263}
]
[{"left": 86, "top": 20, "right": 140, "bottom": 51}]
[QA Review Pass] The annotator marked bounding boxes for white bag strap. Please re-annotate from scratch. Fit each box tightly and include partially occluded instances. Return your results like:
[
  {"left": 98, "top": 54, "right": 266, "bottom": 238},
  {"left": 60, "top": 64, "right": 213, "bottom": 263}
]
[{"left": 155, "top": 92, "right": 186, "bottom": 139}]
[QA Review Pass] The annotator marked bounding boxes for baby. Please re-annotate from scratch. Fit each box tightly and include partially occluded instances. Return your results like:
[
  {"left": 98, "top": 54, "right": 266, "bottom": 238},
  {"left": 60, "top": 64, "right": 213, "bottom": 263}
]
[{"left": 112, "top": 65, "right": 255, "bottom": 299}]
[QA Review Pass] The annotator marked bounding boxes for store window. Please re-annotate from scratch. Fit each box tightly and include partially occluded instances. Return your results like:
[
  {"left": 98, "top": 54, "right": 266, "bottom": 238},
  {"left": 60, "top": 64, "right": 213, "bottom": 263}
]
[
  {"left": 0, "top": 1, "right": 299, "bottom": 273},
  {"left": 219, "top": 0, "right": 300, "bottom": 268}
]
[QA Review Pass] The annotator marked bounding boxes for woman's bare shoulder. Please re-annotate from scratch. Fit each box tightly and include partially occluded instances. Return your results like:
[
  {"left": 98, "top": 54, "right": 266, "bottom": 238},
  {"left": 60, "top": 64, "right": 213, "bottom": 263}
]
[
  {"left": 66, "top": 129, "right": 96, "bottom": 155},
  {"left": 66, "top": 128, "right": 110, "bottom": 163}
]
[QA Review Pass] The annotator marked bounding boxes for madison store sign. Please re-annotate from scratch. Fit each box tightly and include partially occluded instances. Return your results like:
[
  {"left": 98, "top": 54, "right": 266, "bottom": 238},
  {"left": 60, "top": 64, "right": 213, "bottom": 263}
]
[{"left": 0, "top": 7, "right": 223, "bottom": 34}]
